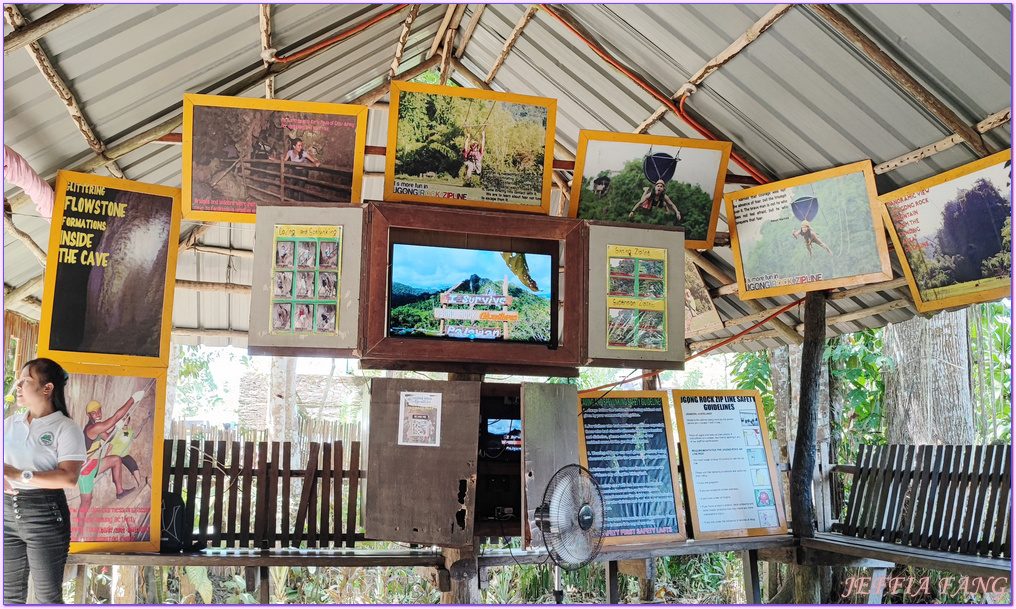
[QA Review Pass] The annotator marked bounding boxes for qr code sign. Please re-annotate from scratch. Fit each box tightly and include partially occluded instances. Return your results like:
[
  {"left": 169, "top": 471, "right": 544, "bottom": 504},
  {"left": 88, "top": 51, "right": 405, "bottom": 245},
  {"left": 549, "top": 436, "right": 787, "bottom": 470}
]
[{"left": 411, "top": 419, "right": 428, "bottom": 438}]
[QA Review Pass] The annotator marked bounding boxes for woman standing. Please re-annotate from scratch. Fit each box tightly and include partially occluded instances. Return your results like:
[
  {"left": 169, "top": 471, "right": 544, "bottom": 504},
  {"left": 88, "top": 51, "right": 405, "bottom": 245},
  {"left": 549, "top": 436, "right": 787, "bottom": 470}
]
[{"left": 3, "top": 358, "right": 86, "bottom": 604}]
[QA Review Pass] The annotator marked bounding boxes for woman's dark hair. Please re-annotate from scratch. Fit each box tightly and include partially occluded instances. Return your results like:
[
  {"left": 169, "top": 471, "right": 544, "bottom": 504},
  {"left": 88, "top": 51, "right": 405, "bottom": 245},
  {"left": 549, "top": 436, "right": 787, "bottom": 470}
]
[
  {"left": 291, "top": 138, "right": 303, "bottom": 147},
  {"left": 22, "top": 358, "right": 70, "bottom": 417}
]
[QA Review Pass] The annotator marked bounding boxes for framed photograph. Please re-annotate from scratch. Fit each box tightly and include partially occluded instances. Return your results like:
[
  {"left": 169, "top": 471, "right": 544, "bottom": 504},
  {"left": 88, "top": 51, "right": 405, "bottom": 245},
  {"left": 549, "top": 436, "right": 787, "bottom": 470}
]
[
  {"left": 672, "top": 390, "right": 787, "bottom": 539},
  {"left": 684, "top": 259, "right": 723, "bottom": 338},
  {"left": 183, "top": 93, "right": 368, "bottom": 223},
  {"left": 569, "top": 131, "right": 731, "bottom": 249},
  {"left": 359, "top": 202, "right": 585, "bottom": 377},
  {"left": 725, "top": 160, "right": 891, "bottom": 300},
  {"left": 385, "top": 81, "right": 557, "bottom": 214},
  {"left": 881, "top": 149, "right": 1011, "bottom": 313},
  {"left": 577, "top": 390, "right": 687, "bottom": 545},
  {"left": 248, "top": 205, "right": 364, "bottom": 357},
  {"left": 38, "top": 171, "right": 181, "bottom": 368},
  {"left": 63, "top": 362, "right": 166, "bottom": 553},
  {"left": 586, "top": 223, "right": 684, "bottom": 369}
]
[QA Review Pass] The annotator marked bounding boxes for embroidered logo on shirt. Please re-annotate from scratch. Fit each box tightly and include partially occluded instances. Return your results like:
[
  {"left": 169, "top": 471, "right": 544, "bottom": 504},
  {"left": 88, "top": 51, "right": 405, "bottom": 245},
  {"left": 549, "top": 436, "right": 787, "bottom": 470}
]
[{"left": 39, "top": 432, "right": 54, "bottom": 446}]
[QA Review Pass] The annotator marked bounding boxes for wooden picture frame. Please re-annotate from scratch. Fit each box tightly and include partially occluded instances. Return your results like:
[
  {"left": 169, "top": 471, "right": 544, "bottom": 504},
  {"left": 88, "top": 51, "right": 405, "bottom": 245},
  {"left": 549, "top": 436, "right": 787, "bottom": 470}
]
[
  {"left": 684, "top": 258, "right": 724, "bottom": 338},
  {"left": 672, "top": 390, "right": 787, "bottom": 539},
  {"left": 64, "top": 362, "right": 166, "bottom": 553},
  {"left": 182, "top": 93, "right": 368, "bottom": 223},
  {"left": 586, "top": 222, "right": 685, "bottom": 369},
  {"left": 385, "top": 81, "right": 557, "bottom": 215},
  {"left": 570, "top": 130, "right": 731, "bottom": 249},
  {"left": 359, "top": 202, "right": 585, "bottom": 377},
  {"left": 880, "top": 149, "right": 1011, "bottom": 313},
  {"left": 577, "top": 390, "right": 687, "bottom": 545},
  {"left": 39, "top": 171, "right": 181, "bottom": 368},
  {"left": 725, "top": 160, "right": 891, "bottom": 300},
  {"left": 248, "top": 205, "right": 364, "bottom": 357}
]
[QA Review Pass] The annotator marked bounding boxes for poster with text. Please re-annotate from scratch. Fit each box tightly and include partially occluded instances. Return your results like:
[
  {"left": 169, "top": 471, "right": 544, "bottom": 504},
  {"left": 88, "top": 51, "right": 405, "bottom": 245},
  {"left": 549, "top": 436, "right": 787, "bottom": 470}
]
[
  {"left": 881, "top": 149, "right": 1011, "bottom": 313},
  {"left": 570, "top": 131, "right": 731, "bottom": 249},
  {"left": 63, "top": 362, "right": 165, "bottom": 553},
  {"left": 578, "top": 390, "right": 686, "bottom": 545},
  {"left": 684, "top": 258, "right": 723, "bottom": 337},
  {"left": 270, "top": 225, "right": 342, "bottom": 335},
  {"left": 398, "top": 391, "right": 442, "bottom": 447},
  {"left": 183, "top": 94, "right": 368, "bottom": 223},
  {"left": 606, "top": 245, "right": 668, "bottom": 351},
  {"left": 386, "top": 81, "right": 556, "bottom": 215},
  {"left": 725, "top": 160, "right": 891, "bottom": 300},
  {"left": 673, "top": 390, "right": 786, "bottom": 539},
  {"left": 39, "top": 171, "right": 181, "bottom": 368}
]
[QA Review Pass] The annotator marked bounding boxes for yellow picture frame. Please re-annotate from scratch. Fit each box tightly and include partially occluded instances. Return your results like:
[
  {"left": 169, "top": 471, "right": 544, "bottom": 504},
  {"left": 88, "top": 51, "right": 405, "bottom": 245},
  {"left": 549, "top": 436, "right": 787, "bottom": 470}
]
[
  {"left": 38, "top": 171, "right": 181, "bottom": 368},
  {"left": 62, "top": 362, "right": 167, "bottom": 554},
  {"left": 880, "top": 149, "right": 1011, "bottom": 313},
  {"left": 725, "top": 160, "right": 891, "bottom": 300},
  {"left": 672, "top": 390, "right": 788, "bottom": 540},
  {"left": 182, "top": 93, "right": 368, "bottom": 223},
  {"left": 385, "top": 81, "right": 557, "bottom": 215},
  {"left": 577, "top": 389, "right": 688, "bottom": 545},
  {"left": 570, "top": 130, "right": 732, "bottom": 249}
]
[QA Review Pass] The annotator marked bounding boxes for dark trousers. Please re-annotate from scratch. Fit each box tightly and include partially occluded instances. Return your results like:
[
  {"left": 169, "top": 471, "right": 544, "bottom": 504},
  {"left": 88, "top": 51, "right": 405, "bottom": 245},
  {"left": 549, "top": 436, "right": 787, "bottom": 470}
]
[{"left": 4, "top": 489, "right": 71, "bottom": 604}]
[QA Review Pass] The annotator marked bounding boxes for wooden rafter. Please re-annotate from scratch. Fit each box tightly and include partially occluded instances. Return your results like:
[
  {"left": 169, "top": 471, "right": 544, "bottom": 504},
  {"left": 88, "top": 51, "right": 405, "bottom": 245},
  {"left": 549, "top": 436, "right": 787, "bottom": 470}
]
[
  {"left": 2, "top": 214, "right": 47, "bottom": 266},
  {"left": 175, "top": 279, "right": 252, "bottom": 296},
  {"left": 172, "top": 327, "right": 248, "bottom": 340},
  {"left": 390, "top": 4, "right": 420, "bottom": 79},
  {"left": 635, "top": 5, "right": 793, "bottom": 134},
  {"left": 485, "top": 5, "right": 539, "bottom": 84},
  {"left": 260, "top": 4, "right": 274, "bottom": 99},
  {"left": 438, "top": 29, "right": 455, "bottom": 85},
  {"left": 875, "top": 107, "right": 1011, "bottom": 175},
  {"left": 3, "top": 4, "right": 100, "bottom": 54},
  {"left": 4, "top": 5, "right": 125, "bottom": 179},
  {"left": 427, "top": 4, "right": 456, "bottom": 59},
  {"left": 3, "top": 275, "right": 44, "bottom": 308},
  {"left": 455, "top": 4, "right": 486, "bottom": 58},
  {"left": 348, "top": 54, "right": 441, "bottom": 107},
  {"left": 809, "top": 4, "right": 991, "bottom": 157}
]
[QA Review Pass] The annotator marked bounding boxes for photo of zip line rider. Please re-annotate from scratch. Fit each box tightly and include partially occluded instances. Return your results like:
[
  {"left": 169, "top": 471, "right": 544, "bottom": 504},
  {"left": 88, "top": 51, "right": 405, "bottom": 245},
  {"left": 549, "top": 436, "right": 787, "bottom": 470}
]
[
  {"left": 75, "top": 386, "right": 148, "bottom": 539},
  {"left": 463, "top": 128, "right": 485, "bottom": 187},
  {"left": 791, "top": 220, "right": 833, "bottom": 258},
  {"left": 629, "top": 179, "right": 682, "bottom": 220}
]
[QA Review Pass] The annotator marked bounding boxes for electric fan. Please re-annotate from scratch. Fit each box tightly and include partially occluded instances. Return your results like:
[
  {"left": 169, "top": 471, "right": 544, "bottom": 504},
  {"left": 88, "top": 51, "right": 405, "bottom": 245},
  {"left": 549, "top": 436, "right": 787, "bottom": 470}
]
[{"left": 533, "top": 464, "right": 605, "bottom": 603}]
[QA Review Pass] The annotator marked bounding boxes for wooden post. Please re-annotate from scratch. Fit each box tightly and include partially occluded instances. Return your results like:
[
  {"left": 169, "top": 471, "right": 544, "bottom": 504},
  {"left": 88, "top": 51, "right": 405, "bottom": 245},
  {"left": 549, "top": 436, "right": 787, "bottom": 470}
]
[
  {"left": 742, "top": 549, "right": 761, "bottom": 603},
  {"left": 606, "top": 560, "right": 620, "bottom": 603},
  {"left": 792, "top": 290, "right": 825, "bottom": 603}
]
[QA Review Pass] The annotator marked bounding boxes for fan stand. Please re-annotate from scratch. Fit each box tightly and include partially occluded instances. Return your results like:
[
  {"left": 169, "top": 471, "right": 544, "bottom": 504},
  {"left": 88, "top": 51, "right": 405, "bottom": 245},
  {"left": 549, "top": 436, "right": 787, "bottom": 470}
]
[{"left": 553, "top": 565, "right": 564, "bottom": 604}]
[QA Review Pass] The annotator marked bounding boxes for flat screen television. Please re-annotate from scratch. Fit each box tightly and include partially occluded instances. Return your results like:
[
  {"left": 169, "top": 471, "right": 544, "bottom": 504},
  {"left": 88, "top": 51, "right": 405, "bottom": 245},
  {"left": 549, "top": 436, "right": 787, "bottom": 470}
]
[
  {"left": 388, "top": 243, "right": 557, "bottom": 347},
  {"left": 480, "top": 417, "right": 522, "bottom": 459}
]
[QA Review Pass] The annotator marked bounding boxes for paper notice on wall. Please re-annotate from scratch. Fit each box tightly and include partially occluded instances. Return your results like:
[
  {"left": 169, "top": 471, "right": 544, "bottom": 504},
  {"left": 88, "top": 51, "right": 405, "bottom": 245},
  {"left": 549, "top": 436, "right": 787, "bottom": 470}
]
[{"left": 397, "top": 391, "right": 442, "bottom": 447}]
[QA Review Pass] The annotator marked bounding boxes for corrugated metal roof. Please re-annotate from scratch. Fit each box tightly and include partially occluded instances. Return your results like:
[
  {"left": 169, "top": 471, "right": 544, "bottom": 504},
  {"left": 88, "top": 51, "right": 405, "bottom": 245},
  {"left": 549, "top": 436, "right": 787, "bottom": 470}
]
[{"left": 3, "top": 3, "right": 1012, "bottom": 355}]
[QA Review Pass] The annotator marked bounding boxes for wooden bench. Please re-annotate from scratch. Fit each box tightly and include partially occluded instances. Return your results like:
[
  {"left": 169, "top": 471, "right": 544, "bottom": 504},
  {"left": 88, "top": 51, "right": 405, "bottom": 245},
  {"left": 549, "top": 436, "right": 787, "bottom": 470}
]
[{"left": 802, "top": 444, "right": 1012, "bottom": 588}]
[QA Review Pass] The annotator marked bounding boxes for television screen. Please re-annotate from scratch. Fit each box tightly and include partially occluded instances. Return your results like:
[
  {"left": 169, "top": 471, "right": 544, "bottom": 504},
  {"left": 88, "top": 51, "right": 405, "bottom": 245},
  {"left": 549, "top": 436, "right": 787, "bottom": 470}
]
[
  {"left": 388, "top": 244, "right": 555, "bottom": 345},
  {"left": 482, "top": 418, "right": 522, "bottom": 457}
]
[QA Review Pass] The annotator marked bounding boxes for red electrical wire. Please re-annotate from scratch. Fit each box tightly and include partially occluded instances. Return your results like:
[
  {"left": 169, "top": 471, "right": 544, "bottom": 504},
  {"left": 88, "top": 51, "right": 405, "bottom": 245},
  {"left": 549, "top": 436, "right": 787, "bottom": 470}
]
[
  {"left": 687, "top": 297, "right": 805, "bottom": 362},
  {"left": 538, "top": 4, "right": 770, "bottom": 185},
  {"left": 274, "top": 4, "right": 408, "bottom": 64}
]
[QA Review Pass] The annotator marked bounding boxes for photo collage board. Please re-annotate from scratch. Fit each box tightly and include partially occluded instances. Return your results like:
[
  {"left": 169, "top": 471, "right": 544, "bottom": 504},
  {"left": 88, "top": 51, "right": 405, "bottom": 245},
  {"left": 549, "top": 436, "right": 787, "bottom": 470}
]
[
  {"left": 270, "top": 224, "right": 342, "bottom": 335},
  {"left": 606, "top": 244, "right": 668, "bottom": 352}
]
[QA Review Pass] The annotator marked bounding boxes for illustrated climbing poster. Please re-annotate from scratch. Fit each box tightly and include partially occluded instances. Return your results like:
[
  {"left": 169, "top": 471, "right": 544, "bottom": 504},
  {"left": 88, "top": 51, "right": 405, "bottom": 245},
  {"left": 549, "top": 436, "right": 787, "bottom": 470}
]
[
  {"left": 269, "top": 224, "right": 341, "bottom": 336},
  {"left": 606, "top": 245, "right": 668, "bottom": 352},
  {"left": 672, "top": 390, "right": 787, "bottom": 539},
  {"left": 39, "top": 171, "right": 181, "bottom": 368}
]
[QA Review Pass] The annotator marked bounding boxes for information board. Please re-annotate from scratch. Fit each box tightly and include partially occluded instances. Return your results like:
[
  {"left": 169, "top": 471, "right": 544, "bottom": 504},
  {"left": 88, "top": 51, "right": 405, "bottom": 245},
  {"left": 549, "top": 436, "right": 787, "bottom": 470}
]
[
  {"left": 673, "top": 390, "right": 787, "bottom": 539},
  {"left": 577, "top": 390, "right": 686, "bottom": 545}
]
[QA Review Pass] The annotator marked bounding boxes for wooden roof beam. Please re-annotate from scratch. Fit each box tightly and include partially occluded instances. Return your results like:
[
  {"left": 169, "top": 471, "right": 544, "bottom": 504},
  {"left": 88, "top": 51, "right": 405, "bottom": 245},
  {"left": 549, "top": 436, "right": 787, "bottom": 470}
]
[
  {"left": 810, "top": 4, "right": 991, "bottom": 158},
  {"left": 485, "top": 5, "right": 539, "bottom": 84},
  {"left": 348, "top": 54, "right": 442, "bottom": 107},
  {"left": 4, "top": 5, "right": 125, "bottom": 179},
  {"left": 2, "top": 214, "right": 47, "bottom": 266},
  {"left": 389, "top": 4, "right": 421, "bottom": 79},
  {"left": 260, "top": 4, "right": 274, "bottom": 99},
  {"left": 636, "top": 4, "right": 793, "bottom": 134},
  {"left": 3, "top": 4, "right": 100, "bottom": 54},
  {"left": 427, "top": 4, "right": 456, "bottom": 59},
  {"left": 455, "top": 5, "right": 486, "bottom": 58},
  {"left": 2, "top": 275, "right": 45, "bottom": 317},
  {"left": 439, "top": 5, "right": 468, "bottom": 85},
  {"left": 875, "top": 107, "right": 1010, "bottom": 175}
]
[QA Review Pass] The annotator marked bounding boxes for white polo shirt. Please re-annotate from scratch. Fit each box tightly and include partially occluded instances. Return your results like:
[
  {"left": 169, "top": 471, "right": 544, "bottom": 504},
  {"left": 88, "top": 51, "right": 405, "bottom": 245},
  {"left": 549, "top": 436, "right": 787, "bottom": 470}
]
[{"left": 3, "top": 409, "right": 87, "bottom": 490}]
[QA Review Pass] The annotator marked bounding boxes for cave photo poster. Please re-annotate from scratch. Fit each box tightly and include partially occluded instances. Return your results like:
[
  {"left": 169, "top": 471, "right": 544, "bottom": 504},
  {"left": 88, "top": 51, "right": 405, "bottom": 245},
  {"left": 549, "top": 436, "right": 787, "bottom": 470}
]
[
  {"left": 570, "top": 131, "right": 731, "bottom": 249},
  {"left": 725, "top": 160, "right": 891, "bottom": 300},
  {"left": 62, "top": 362, "right": 165, "bottom": 553},
  {"left": 881, "top": 149, "right": 1011, "bottom": 313},
  {"left": 183, "top": 94, "right": 368, "bottom": 223},
  {"left": 385, "top": 81, "right": 556, "bottom": 215},
  {"left": 39, "top": 171, "right": 181, "bottom": 368}
]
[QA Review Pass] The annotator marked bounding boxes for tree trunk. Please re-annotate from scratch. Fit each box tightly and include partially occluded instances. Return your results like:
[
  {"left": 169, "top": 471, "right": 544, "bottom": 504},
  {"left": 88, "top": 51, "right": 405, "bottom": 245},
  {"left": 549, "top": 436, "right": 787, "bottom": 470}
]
[
  {"left": 883, "top": 310, "right": 974, "bottom": 444},
  {"left": 165, "top": 343, "right": 181, "bottom": 428},
  {"left": 770, "top": 346, "right": 794, "bottom": 525}
]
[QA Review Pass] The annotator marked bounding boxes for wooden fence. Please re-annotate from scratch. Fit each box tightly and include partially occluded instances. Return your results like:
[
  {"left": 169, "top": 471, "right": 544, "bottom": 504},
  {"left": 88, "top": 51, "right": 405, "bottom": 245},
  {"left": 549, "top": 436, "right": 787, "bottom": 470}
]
[
  {"left": 244, "top": 159, "right": 351, "bottom": 202},
  {"left": 161, "top": 439, "right": 363, "bottom": 550}
]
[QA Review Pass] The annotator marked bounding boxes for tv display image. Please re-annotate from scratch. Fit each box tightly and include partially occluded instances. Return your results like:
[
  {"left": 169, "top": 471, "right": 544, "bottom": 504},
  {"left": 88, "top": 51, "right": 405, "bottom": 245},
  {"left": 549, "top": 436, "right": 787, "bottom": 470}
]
[
  {"left": 481, "top": 418, "right": 522, "bottom": 458},
  {"left": 388, "top": 244, "right": 555, "bottom": 345}
]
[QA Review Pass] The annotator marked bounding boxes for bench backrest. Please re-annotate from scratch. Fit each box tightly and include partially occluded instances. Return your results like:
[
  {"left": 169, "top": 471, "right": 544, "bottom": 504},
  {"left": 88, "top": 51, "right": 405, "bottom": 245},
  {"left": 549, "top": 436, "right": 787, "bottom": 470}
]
[
  {"left": 842, "top": 444, "right": 1011, "bottom": 558},
  {"left": 161, "top": 439, "right": 364, "bottom": 549}
]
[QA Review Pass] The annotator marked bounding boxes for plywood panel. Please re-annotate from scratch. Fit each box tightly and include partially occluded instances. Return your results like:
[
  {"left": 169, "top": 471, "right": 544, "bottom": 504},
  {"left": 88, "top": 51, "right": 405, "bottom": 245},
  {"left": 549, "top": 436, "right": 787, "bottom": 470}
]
[
  {"left": 521, "top": 382, "right": 580, "bottom": 551},
  {"left": 365, "top": 378, "right": 480, "bottom": 546}
]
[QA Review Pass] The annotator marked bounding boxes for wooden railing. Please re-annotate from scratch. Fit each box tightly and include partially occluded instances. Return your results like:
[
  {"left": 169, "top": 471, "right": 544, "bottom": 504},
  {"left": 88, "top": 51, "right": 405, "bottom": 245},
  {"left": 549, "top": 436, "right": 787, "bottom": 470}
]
[
  {"left": 161, "top": 439, "right": 363, "bottom": 550},
  {"left": 244, "top": 159, "right": 352, "bottom": 202}
]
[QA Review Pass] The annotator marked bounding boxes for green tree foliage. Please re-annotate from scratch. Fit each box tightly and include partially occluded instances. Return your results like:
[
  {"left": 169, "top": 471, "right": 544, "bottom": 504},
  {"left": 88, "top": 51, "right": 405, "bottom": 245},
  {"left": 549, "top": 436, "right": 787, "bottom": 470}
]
[
  {"left": 825, "top": 329, "right": 890, "bottom": 462},
  {"left": 729, "top": 350, "right": 776, "bottom": 436},
  {"left": 576, "top": 159, "right": 713, "bottom": 241},
  {"left": 970, "top": 300, "right": 1012, "bottom": 443},
  {"left": 981, "top": 216, "right": 1012, "bottom": 278},
  {"left": 935, "top": 178, "right": 1011, "bottom": 283},
  {"left": 175, "top": 345, "right": 226, "bottom": 418}
]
